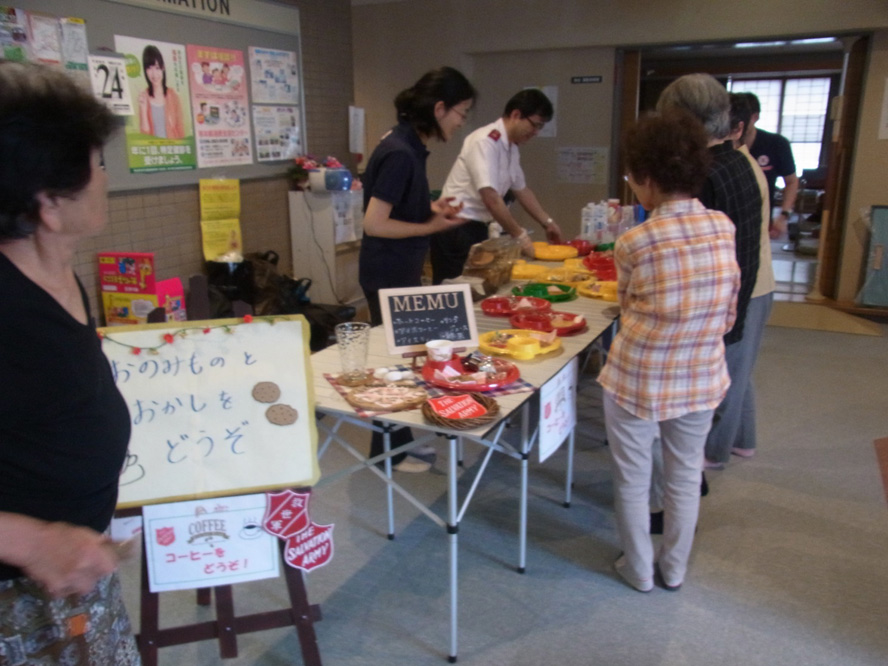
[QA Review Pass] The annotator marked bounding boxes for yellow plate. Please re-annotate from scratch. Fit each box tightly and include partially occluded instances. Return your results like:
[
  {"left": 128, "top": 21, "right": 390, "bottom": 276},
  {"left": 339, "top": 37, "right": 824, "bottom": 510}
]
[
  {"left": 534, "top": 266, "right": 596, "bottom": 287},
  {"left": 563, "top": 257, "right": 587, "bottom": 271},
  {"left": 532, "top": 242, "right": 578, "bottom": 261},
  {"left": 577, "top": 280, "right": 618, "bottom": 301},
  {"left": 478, "top": 329, "right": 563, "bottom": 360},
  {"left": 510, "top": 260, "right": 548, "bottom": 280}
]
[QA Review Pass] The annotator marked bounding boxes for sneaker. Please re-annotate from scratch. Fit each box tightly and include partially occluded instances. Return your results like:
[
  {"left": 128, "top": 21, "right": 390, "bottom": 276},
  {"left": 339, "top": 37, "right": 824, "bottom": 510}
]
[
  {"left": 704, "top": 458, "right": 724, "bottom": 470},
  {"left": 392, "top": 458, "right": 432, "bottom": 473},
  {"left": 731, "top": 447, "right": 756, "bottom": 459},
  {"left": 407, "top": 443, "right": 437, "bottom": 462},
  {"left": 614, "top": 555, "right": 653, "bottom": 593},
  {"left": 654, "top": 564, "right": 682, "bottom": 592}
]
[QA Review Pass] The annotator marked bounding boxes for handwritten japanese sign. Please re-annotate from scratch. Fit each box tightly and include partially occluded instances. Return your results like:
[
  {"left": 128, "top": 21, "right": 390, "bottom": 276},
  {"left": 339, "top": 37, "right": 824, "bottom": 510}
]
[
  {"left": 378, "top": 284, "right": 478, "bottom": 355},
  {"left": 142, "top": 494, "right": 280, "bottom": 592},
  {"left": 100, "top": 316, "right": 319, "bottom": 508},
  {"left": 539, "top": 357, "right": 578, "bottom": 463}
]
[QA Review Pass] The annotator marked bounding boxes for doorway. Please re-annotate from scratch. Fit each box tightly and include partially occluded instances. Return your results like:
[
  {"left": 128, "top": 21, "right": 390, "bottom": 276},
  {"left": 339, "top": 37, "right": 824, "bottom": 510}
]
[{"left": 615, "top": 35, "right": 869, "bottom": 302}]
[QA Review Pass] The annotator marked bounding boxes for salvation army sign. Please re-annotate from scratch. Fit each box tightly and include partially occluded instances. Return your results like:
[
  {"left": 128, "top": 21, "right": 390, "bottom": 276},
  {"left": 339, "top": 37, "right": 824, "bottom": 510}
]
[{"left": 263, "top": 489, "right": 334, "bottom": 573}]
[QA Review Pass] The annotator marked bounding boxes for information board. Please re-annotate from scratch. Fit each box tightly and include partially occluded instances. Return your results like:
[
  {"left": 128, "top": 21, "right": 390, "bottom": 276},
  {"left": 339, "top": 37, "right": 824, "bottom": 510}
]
[
  {"left": 100, "top": 315, "right": 319, "bottom": 508},
  {"left": 378, "top": 284, "right": 478, "bottom": 355}
]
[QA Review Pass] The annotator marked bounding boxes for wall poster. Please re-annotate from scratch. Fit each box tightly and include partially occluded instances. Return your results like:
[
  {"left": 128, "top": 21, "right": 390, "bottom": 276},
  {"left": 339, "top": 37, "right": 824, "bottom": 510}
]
[
  {"left": 114, "top": 35, "right": 197, "bottom": 173},
  {"left": 248, "top": 46, "right": 300, "bottom": 104},
  {"left": 187, "top": 44, "right": 253, "bottom": 167}
]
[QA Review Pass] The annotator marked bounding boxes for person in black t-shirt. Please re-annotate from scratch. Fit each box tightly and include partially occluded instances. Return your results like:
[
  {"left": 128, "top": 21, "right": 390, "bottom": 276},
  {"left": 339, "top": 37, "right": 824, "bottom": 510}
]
[
  {"left": 0, "top": 61, "right": 140, "bottom": 663},
  {"left": 742, "top": 92, "right": 799, "bottom": 244},
  {"left": 359, "top": 67, "right": 476, "bottom": 473}
]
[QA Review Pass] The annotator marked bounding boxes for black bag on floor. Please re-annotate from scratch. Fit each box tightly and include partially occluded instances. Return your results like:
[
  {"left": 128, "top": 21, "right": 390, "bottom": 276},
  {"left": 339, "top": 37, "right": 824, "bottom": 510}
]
[
  {"left": 238, "top": 252, "right": 355, "bottom": 351},
  {"left": 205, "top": 259, "right": 254, "bottom": 307}
]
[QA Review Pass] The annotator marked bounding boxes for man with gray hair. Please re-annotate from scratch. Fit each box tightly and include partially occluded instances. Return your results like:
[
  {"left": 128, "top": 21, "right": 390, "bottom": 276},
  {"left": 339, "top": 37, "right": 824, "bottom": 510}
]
[{"left": 655, "top": 73, "right": 762, "bottom": 473}]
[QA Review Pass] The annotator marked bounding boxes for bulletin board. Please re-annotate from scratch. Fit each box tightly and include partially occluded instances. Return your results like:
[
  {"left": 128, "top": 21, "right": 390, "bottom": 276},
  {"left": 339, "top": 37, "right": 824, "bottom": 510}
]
[
  {"left": 12, "top": 0, "right": 305, "bottom": 191},
  {"left": 99, "top": 315, "right": 319, "bottom": 508}
]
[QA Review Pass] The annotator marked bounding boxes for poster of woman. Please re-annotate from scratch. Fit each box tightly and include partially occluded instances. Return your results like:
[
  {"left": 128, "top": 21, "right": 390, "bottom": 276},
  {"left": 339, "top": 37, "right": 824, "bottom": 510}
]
[
  {"left": 114, "top": 35, "right": 197, "bottom": 173},
  {"left": 187, "top": 44, "right": 253, "bottom": 167}
]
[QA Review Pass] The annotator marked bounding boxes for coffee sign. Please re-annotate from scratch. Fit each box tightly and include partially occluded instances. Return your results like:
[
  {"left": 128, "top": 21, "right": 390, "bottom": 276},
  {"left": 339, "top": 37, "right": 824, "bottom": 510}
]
[{"left": 378, "top": 284, "right": 478, "bottom": 355}]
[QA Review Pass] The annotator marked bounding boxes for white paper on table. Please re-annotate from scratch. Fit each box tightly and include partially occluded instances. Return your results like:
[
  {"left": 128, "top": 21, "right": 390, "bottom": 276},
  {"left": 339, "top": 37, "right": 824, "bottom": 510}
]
[{"left": 538, "top": 356, "right": 578, "bottom": 463}]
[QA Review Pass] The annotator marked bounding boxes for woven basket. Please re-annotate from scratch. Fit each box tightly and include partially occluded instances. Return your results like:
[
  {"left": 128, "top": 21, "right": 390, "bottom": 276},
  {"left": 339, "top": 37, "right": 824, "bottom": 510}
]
[{"left": 421, "top": 393, "right": 500, "bottom": 430}]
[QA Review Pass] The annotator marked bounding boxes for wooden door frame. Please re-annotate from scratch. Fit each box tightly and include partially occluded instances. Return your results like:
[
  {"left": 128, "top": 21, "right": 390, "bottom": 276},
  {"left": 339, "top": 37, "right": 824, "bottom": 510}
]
[{"left": 613, "top": 37, "right": 869, "bottom": 301}]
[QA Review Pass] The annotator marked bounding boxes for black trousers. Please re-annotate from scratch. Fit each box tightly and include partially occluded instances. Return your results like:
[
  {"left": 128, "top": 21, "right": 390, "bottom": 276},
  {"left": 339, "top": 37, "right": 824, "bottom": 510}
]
[{"left": 429, "top": 220, "right": 490, "bottom": 284}]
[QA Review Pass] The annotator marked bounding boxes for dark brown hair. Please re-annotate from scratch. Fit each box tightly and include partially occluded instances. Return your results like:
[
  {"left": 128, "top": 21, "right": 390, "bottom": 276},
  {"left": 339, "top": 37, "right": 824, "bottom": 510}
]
[
  {"left": 394, "top": 66, "right": 476, "bottom": 141},
  {"left": 623, "top": 110, "right": 711, "bottom": 195},
  {"left": 0, "top": 60, "right": 116, "bottom": 240}
]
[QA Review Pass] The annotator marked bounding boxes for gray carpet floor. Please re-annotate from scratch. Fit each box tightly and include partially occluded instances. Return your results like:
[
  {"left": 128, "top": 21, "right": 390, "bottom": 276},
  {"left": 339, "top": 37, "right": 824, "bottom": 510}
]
[{"left": 120, "top": 323, "right": 888, "bottom": 665}]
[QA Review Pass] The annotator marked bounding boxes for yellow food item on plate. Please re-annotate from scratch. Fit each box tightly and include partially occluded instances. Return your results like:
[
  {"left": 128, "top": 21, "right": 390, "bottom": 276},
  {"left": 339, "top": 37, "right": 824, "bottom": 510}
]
[
  {"left": 578, "top": 280, "right": 618, "bottom": 302},
  {"left": 532, "top": 242, "right": 578, "bottom": 261},
  {"left": 478, "top": 329, "right": 562, "bottom": 359},
  {"left": 511, "top": 260, "right": 548, "bottom": 280}
]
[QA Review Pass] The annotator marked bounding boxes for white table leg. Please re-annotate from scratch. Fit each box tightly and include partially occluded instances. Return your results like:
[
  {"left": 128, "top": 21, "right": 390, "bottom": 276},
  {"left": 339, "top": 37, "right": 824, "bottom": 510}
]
[
  {"left": 447, "top": 435, "right": 459, "bottom": 663},
  {"left": 564, "top": 429, "right": 575, "bottom": 508},
  {"left": 383, "top": 425, "right": 394, "bottom": 539},
  {"left": 518, "top": 401, "right": 530, "bottom": 574}
]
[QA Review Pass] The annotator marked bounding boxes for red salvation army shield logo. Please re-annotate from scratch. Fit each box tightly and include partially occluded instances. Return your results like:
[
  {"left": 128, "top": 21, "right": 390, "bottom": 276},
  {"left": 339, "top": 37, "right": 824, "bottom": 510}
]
[
  {"left": 284, "top": 522, "right": 334, "bottom": 572},
  {"left": 155, "top": 526, "right": 175, "bottom": 547},
  {"left": 263, "top": 489, "right": 310, "bottom": 539}
]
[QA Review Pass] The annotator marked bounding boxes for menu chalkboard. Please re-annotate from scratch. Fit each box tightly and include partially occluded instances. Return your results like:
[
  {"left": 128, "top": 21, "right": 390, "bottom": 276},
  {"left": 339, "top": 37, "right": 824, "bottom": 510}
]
[{"left": 378, "top": 284, "right": 478, "bottom": 355}]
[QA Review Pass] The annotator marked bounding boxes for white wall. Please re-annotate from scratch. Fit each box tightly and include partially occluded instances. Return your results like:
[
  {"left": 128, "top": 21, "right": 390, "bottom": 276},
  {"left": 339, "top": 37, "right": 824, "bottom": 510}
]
[
  {"left": 352, "top": 0, "right": 888, "bottom": 298},
  {"left": 839, "top": 30, "right": 888, "bottom": 302}
]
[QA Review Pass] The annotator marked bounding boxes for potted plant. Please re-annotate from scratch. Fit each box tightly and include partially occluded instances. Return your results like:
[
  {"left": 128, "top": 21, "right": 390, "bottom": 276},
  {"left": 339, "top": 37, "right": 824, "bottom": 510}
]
[{"left": 288, "top": 155, "right": 319, "bottom": 190}]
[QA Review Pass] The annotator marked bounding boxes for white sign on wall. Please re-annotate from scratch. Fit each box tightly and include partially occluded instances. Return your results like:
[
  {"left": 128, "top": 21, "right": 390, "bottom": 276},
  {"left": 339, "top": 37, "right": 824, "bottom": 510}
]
[{"left": 88, "top": 53, "right": 134, "bottom": 115}]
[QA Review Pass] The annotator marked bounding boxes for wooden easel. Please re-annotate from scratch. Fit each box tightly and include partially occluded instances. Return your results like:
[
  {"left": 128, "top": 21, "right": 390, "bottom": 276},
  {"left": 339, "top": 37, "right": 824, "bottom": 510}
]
[
  {"left": 119, "top": 499, "right": 323, "bottom": 665},
  {"left": 127, "top": 281, "right": 323, "bottom": 662}
]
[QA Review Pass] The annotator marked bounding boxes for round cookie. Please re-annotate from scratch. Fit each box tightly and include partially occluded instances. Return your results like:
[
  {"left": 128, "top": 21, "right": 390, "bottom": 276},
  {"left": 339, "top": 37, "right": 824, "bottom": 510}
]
[
  {"left": 252, "top": 381, "right": 281, "bottom": 403},
  {"left": 266, "top": 404, "right": 298, "bottom": 426}
]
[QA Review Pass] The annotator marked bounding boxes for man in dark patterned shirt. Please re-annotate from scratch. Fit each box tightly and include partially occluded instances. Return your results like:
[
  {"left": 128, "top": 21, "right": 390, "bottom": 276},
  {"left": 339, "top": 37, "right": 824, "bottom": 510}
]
[{"left": 656, "top": 73, "right": 763, "bottom": 474}]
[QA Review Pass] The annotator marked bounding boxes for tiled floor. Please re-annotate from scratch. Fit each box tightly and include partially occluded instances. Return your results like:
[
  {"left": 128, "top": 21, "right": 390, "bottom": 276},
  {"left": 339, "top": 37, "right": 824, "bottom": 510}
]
[{"left": 770, "top": 239, "right": 818, "bottom": 302}]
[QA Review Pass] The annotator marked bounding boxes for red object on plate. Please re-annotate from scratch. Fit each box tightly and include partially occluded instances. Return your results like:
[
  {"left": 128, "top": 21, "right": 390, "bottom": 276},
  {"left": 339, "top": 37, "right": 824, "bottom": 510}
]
[
  {"left": 564, "top": 239, "right": 593, "bottom": 256},
  {"left": 422, "top": 357, "right": 520, "bottom": 391},
  {"left": 423, "top": 353, "right": 464, "bottom": 373},
  {"left": 510, "top": 311, "right": 587, "bottom": 336},
  {"left": 480, "top": 296, "right": 552, "bottom": 317},
  {"left": 582, "top": 252, "right": 617, "bottom": 281}
]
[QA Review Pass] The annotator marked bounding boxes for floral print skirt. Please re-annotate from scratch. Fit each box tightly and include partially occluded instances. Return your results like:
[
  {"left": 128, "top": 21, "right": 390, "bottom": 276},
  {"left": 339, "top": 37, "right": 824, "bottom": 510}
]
[{"left": 0, "top": 572, "right": 140, "bottom": 665}]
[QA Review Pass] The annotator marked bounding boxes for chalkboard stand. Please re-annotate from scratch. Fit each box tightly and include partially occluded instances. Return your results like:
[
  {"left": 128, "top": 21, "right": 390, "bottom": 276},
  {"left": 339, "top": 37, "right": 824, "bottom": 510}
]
[{"left": 120, "top": 505, "right": 323, "bottom": 666}]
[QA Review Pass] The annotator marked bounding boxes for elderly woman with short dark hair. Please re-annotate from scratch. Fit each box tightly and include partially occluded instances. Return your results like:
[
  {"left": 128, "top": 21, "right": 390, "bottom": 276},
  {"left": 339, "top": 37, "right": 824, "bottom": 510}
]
[
  {"left": 0, "top": 60, "right": 140, "bottom": 663},
  {"left": 599, "top": 109, "right": 740, "bottom": 592}
]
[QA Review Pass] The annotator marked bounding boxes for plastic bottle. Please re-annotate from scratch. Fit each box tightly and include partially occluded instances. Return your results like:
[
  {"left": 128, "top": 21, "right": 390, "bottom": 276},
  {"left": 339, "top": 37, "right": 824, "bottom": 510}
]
[{"left": 581, "top": 204, "right": 595, "bottom": 240}]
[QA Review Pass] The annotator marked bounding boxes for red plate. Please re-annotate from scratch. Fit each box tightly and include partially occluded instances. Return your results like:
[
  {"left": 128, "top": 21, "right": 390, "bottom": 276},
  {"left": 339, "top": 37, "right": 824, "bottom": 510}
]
[
  {"left": 480, "top": 296, "right": 552, "bottom": 317},
  {"left": 564, "top": 239, "right": 594, "bottom": 256},
  {"left": 510, "top": 310, "right": 587, "bottom": 336},
  {"left": 422, "top": 357, "right": 520, "bottom": 391}
]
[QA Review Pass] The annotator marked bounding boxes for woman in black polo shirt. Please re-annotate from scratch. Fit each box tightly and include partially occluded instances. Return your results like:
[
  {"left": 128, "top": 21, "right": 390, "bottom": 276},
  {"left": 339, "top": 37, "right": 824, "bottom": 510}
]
[{"left": 359, "top": 66, "right": 476, "bottom": 472}]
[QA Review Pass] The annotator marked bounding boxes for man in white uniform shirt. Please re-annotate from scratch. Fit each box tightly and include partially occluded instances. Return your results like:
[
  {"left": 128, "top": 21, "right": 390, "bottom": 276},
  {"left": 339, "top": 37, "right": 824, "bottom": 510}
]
[{"left": 430, "top": 89, "right": 563, "bottom": 284}]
